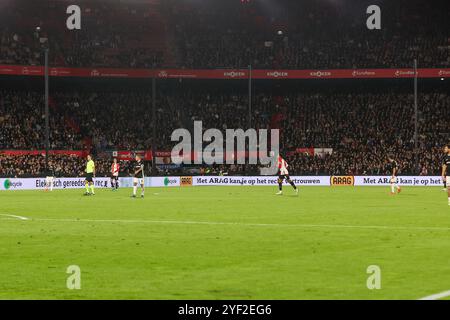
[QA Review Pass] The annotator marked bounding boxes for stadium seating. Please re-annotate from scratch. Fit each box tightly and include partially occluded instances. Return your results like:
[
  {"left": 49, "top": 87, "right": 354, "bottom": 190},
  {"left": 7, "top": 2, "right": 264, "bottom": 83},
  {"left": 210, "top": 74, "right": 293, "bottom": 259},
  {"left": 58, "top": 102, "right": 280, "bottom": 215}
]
[
  {"left": 0, "top": 87, "right": 447, "bottom": 177},
  {"left": 0, "top": 0, "right": 448, "bottom": 178},
  {"left": 0, "top": 0, "right": 448, "bottom": 69}
]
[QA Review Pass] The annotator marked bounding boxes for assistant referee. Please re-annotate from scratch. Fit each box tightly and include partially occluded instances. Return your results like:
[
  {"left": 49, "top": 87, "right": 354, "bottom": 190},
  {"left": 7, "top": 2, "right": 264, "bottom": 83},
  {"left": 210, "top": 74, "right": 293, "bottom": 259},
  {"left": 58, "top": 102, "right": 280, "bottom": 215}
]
[{"left": 84, "top": 154, "right": 96, "bottom": 195}]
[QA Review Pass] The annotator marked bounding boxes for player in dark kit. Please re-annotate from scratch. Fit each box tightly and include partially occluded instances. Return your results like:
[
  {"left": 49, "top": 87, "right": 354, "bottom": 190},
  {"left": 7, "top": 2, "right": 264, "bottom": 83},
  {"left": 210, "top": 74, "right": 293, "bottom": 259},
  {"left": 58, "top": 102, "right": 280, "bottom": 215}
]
[
  {"left": 442, "top": 146, "right": 448, "bottom": 192},
  {"left": 387, "top": 156, "right": 401, "bottom": 195},
  {"left": 132, "top": 155, "right": 145, "bottom": 198},
  {"left": 441, "top": 145, "right": 450, "bottom": 205}
]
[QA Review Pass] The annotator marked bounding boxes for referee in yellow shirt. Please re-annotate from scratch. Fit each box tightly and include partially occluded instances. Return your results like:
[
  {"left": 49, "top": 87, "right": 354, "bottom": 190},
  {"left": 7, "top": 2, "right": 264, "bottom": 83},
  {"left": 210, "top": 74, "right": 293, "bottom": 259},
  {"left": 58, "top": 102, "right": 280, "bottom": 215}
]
[{"left": 84, "top": 154, "right": 96, "bottom": 195}]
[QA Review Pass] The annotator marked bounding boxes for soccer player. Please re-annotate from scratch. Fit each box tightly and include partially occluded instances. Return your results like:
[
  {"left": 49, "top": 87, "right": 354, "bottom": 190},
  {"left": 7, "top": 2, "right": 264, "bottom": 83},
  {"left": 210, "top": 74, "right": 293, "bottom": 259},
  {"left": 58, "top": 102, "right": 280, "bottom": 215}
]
[
  {"left": 44, "top": 164, "right": 55, "bottom": 192},
  {"left": 276, "top": 154, "right": 298, "bottom": 195},
  {"left": 387, "top": 156, "right": 401, "bottom": 195},
  {"left": 442, "top": 145, "right": 450, "bottom": 205},
  {"left": 442, "top": 146, "right": 448, "bottom": 191},
  {"left": 111, "top": 158, "right": 120, "bottom": 191},
  {"left": 132, "top": 155, "right": 145, "bottom": 198},
  {"left": 84, "top": 154, "right": 95, "bottom": 195}
]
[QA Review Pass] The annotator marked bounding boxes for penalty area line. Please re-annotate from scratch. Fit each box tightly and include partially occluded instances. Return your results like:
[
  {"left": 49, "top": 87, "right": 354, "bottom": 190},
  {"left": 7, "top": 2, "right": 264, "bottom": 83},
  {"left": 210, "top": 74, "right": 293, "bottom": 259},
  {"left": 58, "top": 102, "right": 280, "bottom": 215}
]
[
  {"left": 0, "top": 214, "right": 30, "bottom": 221},
  {"left": 19, "top": 217, "right": 450, "bottom": 232},
  {"left": 418, "top": 290, "right": 450, "bottom": 300}
]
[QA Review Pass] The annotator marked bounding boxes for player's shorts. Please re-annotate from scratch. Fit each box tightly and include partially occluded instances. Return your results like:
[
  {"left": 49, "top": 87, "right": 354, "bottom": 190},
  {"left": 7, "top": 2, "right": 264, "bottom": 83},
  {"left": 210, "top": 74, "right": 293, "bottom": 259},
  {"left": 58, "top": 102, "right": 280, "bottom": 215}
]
[
  {"left": 85, "top": 173, "right": 93, "bottom": 182},
  {"left": 133, "top": 177, "right": 144, "bottom": 185},
  {"left": 45, "top": 176, "right": 54, "bottom": 189},
  {"left": 111, "top": 175, "right": 119, "bottom": 180},
  {"left": 278, "top": 174, "right": 290, "bottom": 181}
]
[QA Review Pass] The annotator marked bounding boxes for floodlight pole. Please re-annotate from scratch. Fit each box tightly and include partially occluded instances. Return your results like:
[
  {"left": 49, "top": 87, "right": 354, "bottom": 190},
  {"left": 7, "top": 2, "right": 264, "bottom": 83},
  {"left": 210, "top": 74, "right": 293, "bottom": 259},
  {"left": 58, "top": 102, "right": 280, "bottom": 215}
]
[
  {"left": 413, "top": 59, "right": 418, "bottom": 172},
  {"left": 152, "top": 77, "right": 156, "bottom": 173},
  {"left": 44, "top": 47, "right": 50, "bottom": 171},
  {"left": 248, "top": 65, "right": 252, "bottom": 129}
]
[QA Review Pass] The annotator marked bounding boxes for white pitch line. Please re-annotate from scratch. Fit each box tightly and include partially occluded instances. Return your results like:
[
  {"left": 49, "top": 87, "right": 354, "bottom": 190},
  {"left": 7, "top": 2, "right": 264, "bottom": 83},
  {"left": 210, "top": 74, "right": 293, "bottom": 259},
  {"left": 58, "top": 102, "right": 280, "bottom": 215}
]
[
  {"left": 0, "top": 214, "right": 29, "bottom": 221},
  {"left": 8, "top": 217, "right": 450, "bottom": 232},
  {"left": 418, "top": 290, "right": 450, "bottom": 300}
]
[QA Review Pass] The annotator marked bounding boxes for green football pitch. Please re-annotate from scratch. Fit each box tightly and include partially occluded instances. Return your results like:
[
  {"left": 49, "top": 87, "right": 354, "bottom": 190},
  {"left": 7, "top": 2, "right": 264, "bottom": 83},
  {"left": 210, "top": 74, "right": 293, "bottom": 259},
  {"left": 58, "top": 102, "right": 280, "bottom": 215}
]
[{"left": 0, "top": 186, "right": 449, "bottom": 300}]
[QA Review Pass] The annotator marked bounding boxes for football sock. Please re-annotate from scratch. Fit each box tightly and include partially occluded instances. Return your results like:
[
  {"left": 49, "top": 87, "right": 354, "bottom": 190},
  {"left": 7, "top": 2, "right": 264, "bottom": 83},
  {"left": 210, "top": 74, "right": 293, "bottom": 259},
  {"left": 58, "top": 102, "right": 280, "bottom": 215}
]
[
  {"left": 90, "top": 184, "right": 95, "bottom": 194},
  {"left": 85, "top": 182, "right": 89, "bottom": 193},
  {"left": 289, "top": 181, "right": 297, "bottom": 190},
  {"left": 133, "top": 186, "right": 137, "bottom": 195}
]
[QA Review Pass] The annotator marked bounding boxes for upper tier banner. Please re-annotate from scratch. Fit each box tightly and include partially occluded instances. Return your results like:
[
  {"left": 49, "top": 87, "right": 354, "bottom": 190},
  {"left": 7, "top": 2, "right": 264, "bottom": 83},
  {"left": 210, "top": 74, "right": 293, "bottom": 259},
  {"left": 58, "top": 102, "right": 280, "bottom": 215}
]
[{"left": 0, "top": 65, "right": 449, "bottom": 79}]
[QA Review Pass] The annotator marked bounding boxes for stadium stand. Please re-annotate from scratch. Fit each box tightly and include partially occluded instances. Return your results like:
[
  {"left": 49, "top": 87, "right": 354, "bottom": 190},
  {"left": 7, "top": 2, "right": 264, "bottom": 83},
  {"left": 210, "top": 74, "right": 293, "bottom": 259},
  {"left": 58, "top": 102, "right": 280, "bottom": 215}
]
[
  {"left": 0, "top": 0, "right": 448, "bottom": 69},
  {"left": 0, "top": 0, "right": 448, "bottom": 178},
  {"left": 1, "top": 82, "right": 447, "bottom": 177}
]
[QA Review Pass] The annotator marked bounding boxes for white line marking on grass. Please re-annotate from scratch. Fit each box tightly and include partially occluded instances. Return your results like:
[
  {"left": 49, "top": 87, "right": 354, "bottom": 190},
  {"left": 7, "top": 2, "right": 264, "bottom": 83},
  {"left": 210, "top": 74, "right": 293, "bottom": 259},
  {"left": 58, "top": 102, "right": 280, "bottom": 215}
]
[
  {"left": 418, "top": 290, "right": 450, "bottom": 300},
  {"left": 15, "top": 217, "right": 450, "bottom": 232},
  {"left": 0, "top": 214, "right": 29, "bottom": 221}
]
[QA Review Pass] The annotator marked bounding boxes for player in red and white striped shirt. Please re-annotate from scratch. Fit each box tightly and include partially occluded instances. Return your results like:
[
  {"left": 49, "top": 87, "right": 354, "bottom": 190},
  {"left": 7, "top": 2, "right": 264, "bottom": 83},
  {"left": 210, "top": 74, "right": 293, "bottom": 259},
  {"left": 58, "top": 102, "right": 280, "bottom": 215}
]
[
  {"left": 111, "top": 158, "right": 120, "bottom": 191},
  {"left": 276, "top": 155, "right": 298, "bottom": 195}
]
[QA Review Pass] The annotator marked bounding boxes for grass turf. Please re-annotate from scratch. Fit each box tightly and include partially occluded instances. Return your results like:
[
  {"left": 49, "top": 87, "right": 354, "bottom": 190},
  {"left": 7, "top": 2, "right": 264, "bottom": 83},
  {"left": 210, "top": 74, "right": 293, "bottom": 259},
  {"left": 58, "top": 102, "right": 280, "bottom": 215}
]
[{"left": 0, "top": 186, "right": 449, "bottom": 300}]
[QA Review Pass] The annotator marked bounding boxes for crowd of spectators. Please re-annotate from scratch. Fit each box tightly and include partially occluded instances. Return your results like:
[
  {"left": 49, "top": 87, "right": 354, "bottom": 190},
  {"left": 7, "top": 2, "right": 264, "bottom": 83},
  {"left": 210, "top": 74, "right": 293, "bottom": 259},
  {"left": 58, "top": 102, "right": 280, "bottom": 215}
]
[
  {"left": 0, "top": 30, "right": 41, "bottom": 65},
  {"left": 0, "top": 0, "right": 449, "bottom": 69},
  {"left": 167, "top": 0, "right": 450, "bottom": 69},
  {"left": 0, "top": 86, "right": 447, "bottom": 177},
  {"left": 0, "top": 154, "right": 146, "bottom": 178},
  {"left": 0, "top": 0, "right": 166, "bottom": 68},
  {"left": 0, "top": 154, "right": 98, "bottom": 177},
  {"left": 279, "top": 91, "right": 448, "bottom": 175},
  {"left": 0, "top": 90, "right": 85, "bottom": 149},
  {"left": 0, "top": 0, "right": 448, "bottom": 177}
]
